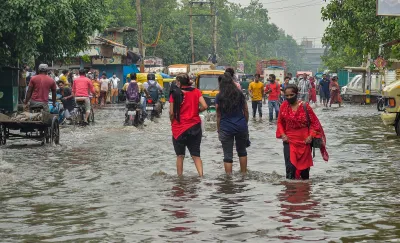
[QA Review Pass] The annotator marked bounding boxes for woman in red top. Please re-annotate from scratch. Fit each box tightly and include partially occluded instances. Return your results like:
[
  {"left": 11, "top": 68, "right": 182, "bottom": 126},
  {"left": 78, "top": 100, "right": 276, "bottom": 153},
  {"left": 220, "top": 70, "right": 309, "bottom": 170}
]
[
  {"left": 169, "top": 73, "right": 208, "bottom": 177},
  {"left": 309, "top": 77, "right": 317, "bottom": 104},
  {"left": 276, "top": 84, "right": 329, "bottom": 179}
]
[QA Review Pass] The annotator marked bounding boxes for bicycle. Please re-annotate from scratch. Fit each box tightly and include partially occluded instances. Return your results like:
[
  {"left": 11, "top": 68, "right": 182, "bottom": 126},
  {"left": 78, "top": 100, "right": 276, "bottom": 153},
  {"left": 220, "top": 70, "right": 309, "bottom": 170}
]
[{"left": 72, "top": 98, "right": 95, "bottom": 126}]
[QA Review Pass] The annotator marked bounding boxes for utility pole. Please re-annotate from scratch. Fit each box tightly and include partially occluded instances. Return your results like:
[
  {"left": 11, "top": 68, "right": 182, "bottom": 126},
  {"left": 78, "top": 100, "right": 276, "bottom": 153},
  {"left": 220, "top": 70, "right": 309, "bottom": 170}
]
[
  {"left": 366, "top": 53, "right": 371, "bottom": 104},
  {"left": 212, "top": 6, "right": 217, "bottom": 55},
  {"left": 188, "top": 1, "right": 216, "bottom": 64},
  {"left": 136, "top": 0, "right": 145, "bottom": 72},
  {"left": 190, "top": 3, "right": 195, "bottom": 63}
]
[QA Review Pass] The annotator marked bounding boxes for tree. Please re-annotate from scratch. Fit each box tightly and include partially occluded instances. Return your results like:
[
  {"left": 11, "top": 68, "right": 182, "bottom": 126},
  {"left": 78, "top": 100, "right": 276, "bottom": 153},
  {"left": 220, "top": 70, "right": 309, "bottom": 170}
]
[
  {"left": 0, "top": 0, "right": 108, "bottom": 67},
  {"left": 321, "top": 0, "right": 400, "bottom": 70},
  {"left": 105, "top": 0, "right": 305, "bottom": 73}
]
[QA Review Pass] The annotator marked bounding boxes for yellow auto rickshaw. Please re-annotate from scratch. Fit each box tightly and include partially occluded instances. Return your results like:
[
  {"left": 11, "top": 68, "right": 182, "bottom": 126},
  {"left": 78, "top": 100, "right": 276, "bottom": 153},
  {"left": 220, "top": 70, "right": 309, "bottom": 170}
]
[
  {"left": 195, "top": 70, "right": 225, "bottom": 110},
  {"left": 380, "top": 79, "right": 400, "bottom": 135}
]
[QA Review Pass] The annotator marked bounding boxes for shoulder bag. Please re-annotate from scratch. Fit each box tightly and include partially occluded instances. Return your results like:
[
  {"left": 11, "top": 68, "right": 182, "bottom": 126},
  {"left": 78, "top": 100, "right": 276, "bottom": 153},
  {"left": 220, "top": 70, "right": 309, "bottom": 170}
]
[{"left": 303, "top": 102, "right": 323, "bottom": 157}]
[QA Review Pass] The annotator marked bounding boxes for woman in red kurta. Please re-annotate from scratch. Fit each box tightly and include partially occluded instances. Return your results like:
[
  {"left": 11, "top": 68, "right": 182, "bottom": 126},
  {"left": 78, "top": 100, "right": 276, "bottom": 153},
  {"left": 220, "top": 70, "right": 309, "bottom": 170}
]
[
  {"left": 329, "top": 76, "right": 342, "bottom": 107},
  {"left": 276, "top": 84, "right": 329, "bottom": 179}
]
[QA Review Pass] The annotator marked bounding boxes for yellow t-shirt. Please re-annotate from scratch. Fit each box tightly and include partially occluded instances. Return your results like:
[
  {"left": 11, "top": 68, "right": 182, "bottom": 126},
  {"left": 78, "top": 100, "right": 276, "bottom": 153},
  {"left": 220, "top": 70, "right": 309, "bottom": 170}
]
[
  {"left": 249, "top": 81, "right": 264, "bottom": 101},
  {"left": 60, "top": 75, "right": 69, "bottom": 87},
  {"left": 122, "top": 83, "right": 129, "bottom": 91}
]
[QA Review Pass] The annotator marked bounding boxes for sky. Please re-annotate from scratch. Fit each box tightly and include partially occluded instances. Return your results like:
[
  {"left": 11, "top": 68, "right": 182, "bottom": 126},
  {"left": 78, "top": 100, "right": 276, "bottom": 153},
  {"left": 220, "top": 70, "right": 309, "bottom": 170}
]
[{"left": 229, "top": 0, "right": 329, "bottom": 47}]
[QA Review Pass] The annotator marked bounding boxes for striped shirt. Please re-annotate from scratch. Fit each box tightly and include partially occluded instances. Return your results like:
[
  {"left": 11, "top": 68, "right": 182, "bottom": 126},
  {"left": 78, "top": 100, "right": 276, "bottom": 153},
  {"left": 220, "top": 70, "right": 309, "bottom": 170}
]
[{"left": 298, "top": 79, "right": 311, "bottom": 95}]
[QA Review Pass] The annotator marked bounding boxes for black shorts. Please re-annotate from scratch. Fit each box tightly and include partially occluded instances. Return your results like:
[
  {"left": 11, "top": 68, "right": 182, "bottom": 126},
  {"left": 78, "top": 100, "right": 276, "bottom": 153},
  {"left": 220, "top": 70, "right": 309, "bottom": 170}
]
[
  {"left": 219, "top": 130, "right": 248, "bottom": 163},
  {"left": 172, "top": 123, "right": 202, "bottom": 157}
]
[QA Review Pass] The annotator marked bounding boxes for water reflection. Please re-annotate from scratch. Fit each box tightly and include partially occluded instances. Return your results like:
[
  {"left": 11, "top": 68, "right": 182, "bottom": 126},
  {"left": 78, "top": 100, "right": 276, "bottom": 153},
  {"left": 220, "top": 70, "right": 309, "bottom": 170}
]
[
  {"left": 274, "top": 181, "right": 321, "bottom": 241},
  {"left": 212, "top": 176, "right": 249, "bottom": 229},
  {"left": 162, "top": 177, "right": 201, "bottom": 235}
]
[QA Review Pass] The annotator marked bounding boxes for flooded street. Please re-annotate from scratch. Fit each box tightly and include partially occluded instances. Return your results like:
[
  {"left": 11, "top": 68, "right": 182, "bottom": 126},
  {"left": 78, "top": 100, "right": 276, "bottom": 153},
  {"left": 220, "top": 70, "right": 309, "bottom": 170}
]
[{"left": 0, "top": 104, "right": 399, "bottom": 242}]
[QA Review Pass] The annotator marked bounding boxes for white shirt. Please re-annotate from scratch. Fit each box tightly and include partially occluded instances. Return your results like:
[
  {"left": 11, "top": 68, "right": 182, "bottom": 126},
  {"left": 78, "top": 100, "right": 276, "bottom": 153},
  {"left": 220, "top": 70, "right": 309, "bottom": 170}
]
[
  {"left": 143, "top": 80, "right": 162, "bottom": 91},
  {"left": 110, "top": 77, "right": 120, "bottom": 89},
  {"left": 100, "top": 78, "right": 110, "bottom": 91}
]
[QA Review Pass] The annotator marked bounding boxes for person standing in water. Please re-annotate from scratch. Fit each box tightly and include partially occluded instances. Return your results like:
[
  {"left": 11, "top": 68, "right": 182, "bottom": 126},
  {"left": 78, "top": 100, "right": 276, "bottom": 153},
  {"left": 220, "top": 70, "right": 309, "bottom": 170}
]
[
  {"left": 249, "top": 74, "right": 264, "bottom": 121},
  {"left": 319, "top": 74, "right": 330, "bottom": 107},
  {"left": 264, "top": 74, "right": 281, "bottom": 122},
  {"left": 329, "top": 76, "right": 342, "bottom": 107},
  {"left": 276, "top": 84, "right": 329, "bottom": 179},
  {"left": 216, "top": 73, "right": 249, "bottom": 174},
  {"left": 169, "top": 73, "right": 208, "bottom": 177}
]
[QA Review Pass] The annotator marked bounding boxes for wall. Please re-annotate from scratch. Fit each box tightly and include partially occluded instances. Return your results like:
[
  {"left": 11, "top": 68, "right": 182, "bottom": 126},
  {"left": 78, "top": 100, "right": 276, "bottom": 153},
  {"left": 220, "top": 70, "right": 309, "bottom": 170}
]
[{"left": 92, "top": 65, "right": 124, "bottom": 89}]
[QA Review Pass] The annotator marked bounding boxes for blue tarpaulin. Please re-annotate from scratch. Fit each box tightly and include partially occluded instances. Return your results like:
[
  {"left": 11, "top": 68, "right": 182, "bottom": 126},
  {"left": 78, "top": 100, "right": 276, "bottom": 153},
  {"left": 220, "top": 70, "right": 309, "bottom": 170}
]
[
  {"left": 123, "top": 65, "right": 140, "bottom": 82},
  {"left": 160, "top": 73, "right": 171, "bottom": 78}
]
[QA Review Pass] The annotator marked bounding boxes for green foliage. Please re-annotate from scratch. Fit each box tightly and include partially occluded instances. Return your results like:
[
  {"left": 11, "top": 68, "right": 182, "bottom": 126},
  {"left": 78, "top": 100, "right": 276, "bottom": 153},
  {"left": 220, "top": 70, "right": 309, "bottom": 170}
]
[
  {"left": 0, "top": 0, "right": 108, "bottom": 67},
  {"left": 321, "top": 0, "right": 400, "bottom": 70},
  {"left": 109, "top": 0, "right": 304, "bottom": 73}
]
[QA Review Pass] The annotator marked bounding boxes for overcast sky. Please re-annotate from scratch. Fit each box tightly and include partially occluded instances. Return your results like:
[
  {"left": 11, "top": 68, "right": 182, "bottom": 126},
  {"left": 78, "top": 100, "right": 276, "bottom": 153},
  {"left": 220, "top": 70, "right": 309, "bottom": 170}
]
[{"left": 229, "top": 0, "right": 329, "bottom": 46}]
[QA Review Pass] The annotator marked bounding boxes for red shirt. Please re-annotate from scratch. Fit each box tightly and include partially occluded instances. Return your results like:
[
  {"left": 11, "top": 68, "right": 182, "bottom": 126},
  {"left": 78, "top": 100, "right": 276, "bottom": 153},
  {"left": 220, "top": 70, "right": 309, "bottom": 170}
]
[
  {"left": 73, "top": 75, "right": 95, "bottom": 97},
  {"left": 265, "top": 82, "right": 280, "bottom": 101},
  {"left": 29, "top": 74, "right": 57, "bottom": 102},
  {"left": 169, "top": 88, "right": 202, "bottom": 139}
]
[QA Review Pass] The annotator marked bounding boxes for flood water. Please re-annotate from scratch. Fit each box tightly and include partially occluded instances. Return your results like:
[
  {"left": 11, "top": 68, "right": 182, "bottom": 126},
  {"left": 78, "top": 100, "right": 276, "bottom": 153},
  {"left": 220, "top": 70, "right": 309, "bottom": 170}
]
[{"left": 0, "top": 103, "right": 399, "bottom": 242}]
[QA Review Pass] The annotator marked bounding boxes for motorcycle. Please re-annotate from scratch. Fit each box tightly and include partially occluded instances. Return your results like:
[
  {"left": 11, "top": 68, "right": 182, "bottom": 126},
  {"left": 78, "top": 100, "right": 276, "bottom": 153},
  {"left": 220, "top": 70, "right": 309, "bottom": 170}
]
[
  {"left": 146, "top": 98, "right": 162, "bottom": 121},
  {"left": 125, "top": 102, "right": 144, "bottom": 127}
]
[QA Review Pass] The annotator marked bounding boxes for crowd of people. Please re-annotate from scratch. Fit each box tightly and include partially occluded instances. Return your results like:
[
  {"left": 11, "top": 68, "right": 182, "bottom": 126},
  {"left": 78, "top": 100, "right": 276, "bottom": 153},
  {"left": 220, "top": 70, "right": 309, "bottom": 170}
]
[
  {"left": 21, "top": 63, "right": 332, "bottom": 180},
  {"left": 20, "top": 66, "right": 123, "bottom": 109}
]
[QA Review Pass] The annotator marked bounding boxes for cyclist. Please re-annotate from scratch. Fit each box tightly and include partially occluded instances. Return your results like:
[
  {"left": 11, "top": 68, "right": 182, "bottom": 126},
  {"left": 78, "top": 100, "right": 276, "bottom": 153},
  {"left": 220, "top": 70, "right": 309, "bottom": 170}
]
[{"left": 72, "top": 69, "right": 95, "bottom": 124}]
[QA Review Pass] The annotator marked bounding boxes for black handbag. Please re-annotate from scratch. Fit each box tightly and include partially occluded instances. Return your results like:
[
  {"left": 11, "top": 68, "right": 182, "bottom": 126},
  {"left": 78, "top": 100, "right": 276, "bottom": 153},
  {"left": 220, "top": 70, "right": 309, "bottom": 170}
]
[{"left": 303, "top": 103, "right": 323, "bottom": 157}]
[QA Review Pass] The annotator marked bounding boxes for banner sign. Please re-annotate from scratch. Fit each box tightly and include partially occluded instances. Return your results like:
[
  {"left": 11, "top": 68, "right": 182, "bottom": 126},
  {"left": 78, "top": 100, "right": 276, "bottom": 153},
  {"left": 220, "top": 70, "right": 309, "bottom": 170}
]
[{"left": 377, "top": 0, "right": 400, "bottom": 16}]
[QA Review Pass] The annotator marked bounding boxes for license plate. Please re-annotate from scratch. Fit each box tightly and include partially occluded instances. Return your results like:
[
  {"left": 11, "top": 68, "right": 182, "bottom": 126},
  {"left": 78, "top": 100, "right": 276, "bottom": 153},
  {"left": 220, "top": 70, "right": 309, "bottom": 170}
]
[
  {"left": 127, "top": 111, "right": 136, "bottom": 115},
  {"left": 210, "top": 99, "right": 215, "bottom": 103},
  {"left": 146, "top": 106, "right": 154, "bottom": 111}
]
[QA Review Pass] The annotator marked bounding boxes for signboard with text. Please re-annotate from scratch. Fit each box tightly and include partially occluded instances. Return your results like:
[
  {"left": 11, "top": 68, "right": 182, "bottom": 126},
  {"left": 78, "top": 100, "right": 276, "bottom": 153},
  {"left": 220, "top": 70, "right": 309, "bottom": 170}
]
[
  {"left": 377, "top": 0, "right": 400, "bottom": 16},
  {"left": 92, "top": 55, "right": 122, "bottom": 65},
  {"left": 144, "top": 57, "right": 163, "bottom": 66}
]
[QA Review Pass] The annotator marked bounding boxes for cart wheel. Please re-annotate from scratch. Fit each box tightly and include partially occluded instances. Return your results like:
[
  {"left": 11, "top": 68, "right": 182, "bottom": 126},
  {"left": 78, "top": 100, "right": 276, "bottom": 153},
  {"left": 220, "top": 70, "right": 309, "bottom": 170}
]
[
  {"left": 45, "top": 127, "right": 51, "bottom": 144},
  {"left": 88, "top": 108, "right": 95, "bottom": 123},
  {"left": 51, "top": 117, "right": 60, "bottom": 145},
  {"left": 0, "top": 124, "right": 6, "bottom": 145}
]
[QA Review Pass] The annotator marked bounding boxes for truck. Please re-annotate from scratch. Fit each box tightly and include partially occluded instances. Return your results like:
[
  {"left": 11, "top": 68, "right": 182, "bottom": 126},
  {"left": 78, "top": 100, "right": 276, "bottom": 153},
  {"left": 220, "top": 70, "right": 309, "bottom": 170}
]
[
  {"left": 263, "top": 66, "right": 285, "bottom": 83},
  {"left": 256, "top": 59, "right": 287, "bottom": 82},
  {"left": 167, "top": 64, "right": 189, "bottom": 77}
]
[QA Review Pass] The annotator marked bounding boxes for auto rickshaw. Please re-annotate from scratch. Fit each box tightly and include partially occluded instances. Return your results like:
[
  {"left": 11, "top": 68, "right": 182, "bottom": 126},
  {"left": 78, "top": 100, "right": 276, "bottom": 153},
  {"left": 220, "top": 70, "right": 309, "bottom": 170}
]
[
  {"left": 380, "top": 80, "right": 400, "bottom": 135},
  {"left": 195, "top": 70, "right": 225, "bottom": 122}
]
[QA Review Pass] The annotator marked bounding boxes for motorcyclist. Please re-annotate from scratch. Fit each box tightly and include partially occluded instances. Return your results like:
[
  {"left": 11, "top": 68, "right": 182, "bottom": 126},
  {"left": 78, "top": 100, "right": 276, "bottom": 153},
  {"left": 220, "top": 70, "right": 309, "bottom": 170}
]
[
  {"left": 143, "top": 73, "right": 163, "bottom": 102},
  {"left": 126, "top": 73, "right": 150, "bottom": 117},
  {"left": 143, "top": 73, "right": 163, "bottom": 115}
]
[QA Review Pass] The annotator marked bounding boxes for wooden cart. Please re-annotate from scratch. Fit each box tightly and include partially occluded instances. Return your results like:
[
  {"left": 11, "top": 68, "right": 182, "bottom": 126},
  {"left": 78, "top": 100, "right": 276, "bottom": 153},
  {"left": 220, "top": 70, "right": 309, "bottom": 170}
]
[{"left": 0, "top": 112, "right": 60, "bottom": 146}]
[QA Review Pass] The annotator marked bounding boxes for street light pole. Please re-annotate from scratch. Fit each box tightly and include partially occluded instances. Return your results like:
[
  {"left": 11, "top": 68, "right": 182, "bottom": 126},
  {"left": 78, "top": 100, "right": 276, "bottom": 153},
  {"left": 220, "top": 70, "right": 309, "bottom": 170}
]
[{"left": 136, "top": 0, "right": 145, "bottom": 73}]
